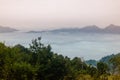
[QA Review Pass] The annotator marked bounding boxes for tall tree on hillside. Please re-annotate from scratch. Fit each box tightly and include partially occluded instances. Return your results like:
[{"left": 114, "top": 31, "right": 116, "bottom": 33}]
[
  {"left": 110, "top": 53, "right": 120, "bottom": 74},
  {"left": 97, "top": 62, "right": 108, "bottom": 76}
]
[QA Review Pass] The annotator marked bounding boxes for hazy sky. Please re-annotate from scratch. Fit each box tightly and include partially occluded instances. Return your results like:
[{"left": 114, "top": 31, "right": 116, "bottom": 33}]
[{"left": 0, "top": 0, "right": 120, "bottom": 30}]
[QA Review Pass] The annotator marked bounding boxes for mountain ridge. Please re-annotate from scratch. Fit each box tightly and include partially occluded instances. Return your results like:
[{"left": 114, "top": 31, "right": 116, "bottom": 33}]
[
  {"left": 27, "top": 24, "right": 120, "bottom": 34},
  {"left": 85, "top": 54, "right": 115, "bottom": 66}
]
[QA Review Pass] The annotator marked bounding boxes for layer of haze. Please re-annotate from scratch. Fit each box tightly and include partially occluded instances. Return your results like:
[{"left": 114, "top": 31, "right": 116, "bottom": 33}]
[{"left": 0, "top": 0, "right": 120, "bottom": 30}]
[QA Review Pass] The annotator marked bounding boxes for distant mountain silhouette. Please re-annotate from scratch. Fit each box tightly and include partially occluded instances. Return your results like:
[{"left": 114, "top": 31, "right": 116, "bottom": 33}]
[
  {"left": 85, "top": 59, "right": 98, "bottom": 66},
  {"left": 27, "top": 24, "right": 120, "bottom": 34},
  {"left": 104, "top": 24, "right": 120, "bottom": 34},
  {"left": 0, "top": 26, "right": 18, "bottom": 33},
  {"left": 78, "top": 25, "right": 103, "bottom": 33},
  {"left": 27, "top": 31, "right": 44, "bottom": 33},
  {"left": 86, "top": 54, "right": 115, "bottom": 67}
]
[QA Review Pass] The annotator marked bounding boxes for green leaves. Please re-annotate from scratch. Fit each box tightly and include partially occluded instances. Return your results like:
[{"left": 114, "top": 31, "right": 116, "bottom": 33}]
[
  {"left": 97, "top": 62, "right": 108, "bottom": 76},
  {"left": 0, "top": 37, "right": 117, "bottom": 80}
]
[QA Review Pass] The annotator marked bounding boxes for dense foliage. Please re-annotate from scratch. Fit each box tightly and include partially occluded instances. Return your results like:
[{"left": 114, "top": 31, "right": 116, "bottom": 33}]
[{"left": 0, "top": 37, "right": 120, "bottom": 80}]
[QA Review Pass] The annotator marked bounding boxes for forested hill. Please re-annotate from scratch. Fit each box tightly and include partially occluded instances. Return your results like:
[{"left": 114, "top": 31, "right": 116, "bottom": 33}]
[
  {"left": 85, "top": 54, "right": 115, "bottom": 66},
  {"left": 0, "top": 37, "right": 120, "bottom": 80}
]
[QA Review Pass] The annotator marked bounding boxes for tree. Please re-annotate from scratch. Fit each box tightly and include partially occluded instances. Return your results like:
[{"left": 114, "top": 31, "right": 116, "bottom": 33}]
[
  {"left": 97, "top": 62, "right": 108, "bottom": 76},
  {"left": 71, "top": 57, "right": 87, "bottom": 73},
  {"left": 29, "top": 37, "right": 67, "bottom": 80},
  {"left": 87, "top": 65, "right": 97, "bottom": 77},
  {"left": 110, "top": 53, "right": 120, "bottom": 74},
  {"left": 11, "top": 62, "right": 35, "bottom": 80}
]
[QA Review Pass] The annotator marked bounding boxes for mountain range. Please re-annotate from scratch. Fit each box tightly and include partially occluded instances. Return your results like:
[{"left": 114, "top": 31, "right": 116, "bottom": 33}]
[
  {"left": 1, "top": 24, "right": 120, "bottom": 34},
  {"left": 28, "top": 24, "right": 120, "bottom": 34}
]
